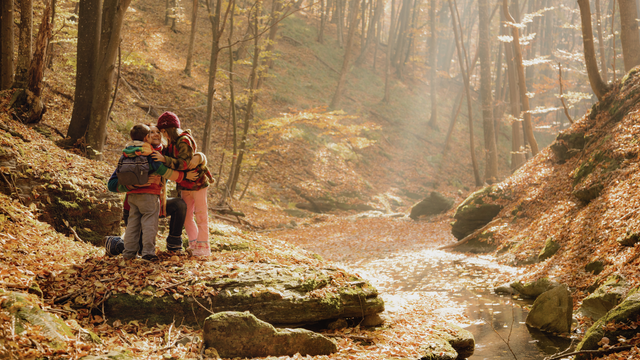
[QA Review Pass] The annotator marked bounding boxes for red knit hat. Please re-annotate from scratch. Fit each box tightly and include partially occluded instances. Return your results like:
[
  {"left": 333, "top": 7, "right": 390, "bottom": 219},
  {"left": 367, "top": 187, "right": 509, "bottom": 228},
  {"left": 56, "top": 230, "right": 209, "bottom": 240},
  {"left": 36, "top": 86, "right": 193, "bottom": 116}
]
[{"left": 157, "top": 111, "right": 181, "bottom": 129}]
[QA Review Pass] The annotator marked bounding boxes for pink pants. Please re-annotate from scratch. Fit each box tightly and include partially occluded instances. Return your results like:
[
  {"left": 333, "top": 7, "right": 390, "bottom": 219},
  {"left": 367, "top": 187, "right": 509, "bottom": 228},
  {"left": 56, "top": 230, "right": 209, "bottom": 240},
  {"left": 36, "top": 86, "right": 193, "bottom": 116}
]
[{"left": 181, "top": 187, "right": 211, "bottom": 256}]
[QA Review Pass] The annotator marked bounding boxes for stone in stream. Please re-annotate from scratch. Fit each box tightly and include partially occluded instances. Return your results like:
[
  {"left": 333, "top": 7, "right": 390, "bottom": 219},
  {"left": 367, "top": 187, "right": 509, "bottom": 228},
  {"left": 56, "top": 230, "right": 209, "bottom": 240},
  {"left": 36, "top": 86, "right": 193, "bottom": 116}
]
[
  {"left": 419, "top": 323, "right": 475, "bottom": 360},
  {"left": 525, "top": 284, "right": 573, "bottom": 334},
  {"left": 202, "top": 311, "right": 337, "bottom": 358},
  {"left": 450, "top": 185, "right": 506, "bottom": 240}
]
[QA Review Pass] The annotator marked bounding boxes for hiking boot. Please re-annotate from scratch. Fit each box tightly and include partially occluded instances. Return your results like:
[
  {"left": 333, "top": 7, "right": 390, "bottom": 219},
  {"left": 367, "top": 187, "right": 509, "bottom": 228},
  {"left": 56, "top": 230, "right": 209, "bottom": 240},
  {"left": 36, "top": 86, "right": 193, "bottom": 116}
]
[{"left": 141, "top": 254, "right": 159, "bottom": 262}]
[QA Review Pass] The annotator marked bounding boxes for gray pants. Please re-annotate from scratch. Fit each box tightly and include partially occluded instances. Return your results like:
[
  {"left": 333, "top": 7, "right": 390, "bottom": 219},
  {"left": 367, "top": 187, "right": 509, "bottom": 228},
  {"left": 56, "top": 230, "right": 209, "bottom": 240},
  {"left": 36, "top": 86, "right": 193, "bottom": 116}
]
[{"left": 123, "top": 193, "right": 159, "bottom": 259}]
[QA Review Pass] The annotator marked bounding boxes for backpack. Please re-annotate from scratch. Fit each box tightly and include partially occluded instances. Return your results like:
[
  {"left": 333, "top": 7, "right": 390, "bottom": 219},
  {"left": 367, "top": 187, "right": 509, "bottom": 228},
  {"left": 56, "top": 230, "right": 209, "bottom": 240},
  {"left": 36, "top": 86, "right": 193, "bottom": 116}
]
[
  {"left": 116, "top": 155, "right": 150, "bottom": 186},
  {"left": 105, "top": 236, "right": 124, "bottom": 256}
]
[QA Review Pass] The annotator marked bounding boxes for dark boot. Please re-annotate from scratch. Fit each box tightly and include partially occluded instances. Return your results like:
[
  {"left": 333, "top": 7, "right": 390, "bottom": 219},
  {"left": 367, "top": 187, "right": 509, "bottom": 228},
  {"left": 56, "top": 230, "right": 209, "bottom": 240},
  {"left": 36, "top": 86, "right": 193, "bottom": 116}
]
[{"left": 166, "top": 235, "right": 184, "bottom": 252}]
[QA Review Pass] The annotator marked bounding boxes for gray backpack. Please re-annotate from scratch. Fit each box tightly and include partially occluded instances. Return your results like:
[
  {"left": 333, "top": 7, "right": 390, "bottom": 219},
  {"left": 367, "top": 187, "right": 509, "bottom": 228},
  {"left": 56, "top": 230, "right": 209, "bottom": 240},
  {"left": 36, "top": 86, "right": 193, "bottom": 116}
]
[{"left": 116, "top": 155, "right": 150, "bottom": 186}]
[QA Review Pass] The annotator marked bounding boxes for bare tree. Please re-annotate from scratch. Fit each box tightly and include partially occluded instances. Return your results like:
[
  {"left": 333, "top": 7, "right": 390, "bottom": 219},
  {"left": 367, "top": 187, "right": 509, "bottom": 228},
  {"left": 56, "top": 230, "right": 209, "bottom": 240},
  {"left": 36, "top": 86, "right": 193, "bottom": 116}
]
[
  {"left": 449, "top": 0, "right": 481, "bottom": 186},
  {"left": 330, "top": 0, "right": 361, "bottom": 109},
  {"left": 427, "top": 0, "right": 438, "bottom": 129},
  {"left": 502, "top": 0, "right": 539, "bottom": 155},
  {"left": 67, "top": 0, "right": 103, "bottom": 144},
  {"left": 14, "top": 0, "right": 33, "bottom": 88},
  {"left": 85, "top": 0, "right": 133, "bottom": 158},
  {"left": 501, "top": 7, "right": 524, "bottom": 171},
  {"left": 479, "top": 0, "right": 498, "bottom": 182},
  {"left": 0, "top": 0, "right": 14, "bottom": 90},
  {"left": 618, "top": 0, "right": 640, "bottom": 72},
  {"left": 595, "top": 0, "right": 608, "bottom": 83},
  {"left": 184, "top": 0, "right": 198, "bottom": 76},
  {"left": 577, "top": 0, "right": 609, "bottom": 101}
]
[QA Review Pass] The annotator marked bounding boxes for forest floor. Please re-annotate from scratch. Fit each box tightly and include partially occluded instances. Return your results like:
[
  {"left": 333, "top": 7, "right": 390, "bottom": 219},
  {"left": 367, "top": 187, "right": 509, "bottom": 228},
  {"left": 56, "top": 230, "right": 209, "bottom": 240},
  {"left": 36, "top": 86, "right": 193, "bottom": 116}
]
[{"left": 5, "top": 0, "right": 637, "bottom": 359}]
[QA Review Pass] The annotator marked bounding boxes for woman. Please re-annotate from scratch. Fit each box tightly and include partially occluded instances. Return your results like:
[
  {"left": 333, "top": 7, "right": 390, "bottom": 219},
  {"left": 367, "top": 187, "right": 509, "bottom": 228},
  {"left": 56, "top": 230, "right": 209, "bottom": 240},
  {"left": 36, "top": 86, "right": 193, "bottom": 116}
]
[{"left": 152, "top": 112, "right": 213, "bottom": 257}]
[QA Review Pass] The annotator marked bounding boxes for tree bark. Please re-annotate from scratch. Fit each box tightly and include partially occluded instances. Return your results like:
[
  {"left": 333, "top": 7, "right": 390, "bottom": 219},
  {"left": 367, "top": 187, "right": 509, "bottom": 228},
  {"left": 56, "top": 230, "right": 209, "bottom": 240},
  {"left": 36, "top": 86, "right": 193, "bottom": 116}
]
[
  {"left": 595, "top": 0, "right": 608, "bottom": 83},
  {"left": 450, "top": 0, "right": 481, "bottom": 186},
  {"left": 330, "top": 0, "right": 361, "bottom": 109},
  {"left": 318, "top": 0, "right": 326, "bottom": 43},
  {"left": 479, "top": 0, "right": 498, "bottom": 182},
  {"left": 184, "top": 0, "right": 199, "bottom": 76},
  {"left": 0, "top": 0, "right": 14, "bottom": 90},
  {"left": 14, "top": 0, "right": 33, "bottom": 88},
  {"left": 86, "top": 0, "right": 132, "bottom": 158},
  {"left": 355, "top": 0, "right": 382, "bottom": 65},
  {"left": 336, "top": 0, "right": 344, "bottom": 47},
  {"left": 502, "top": 0, "right": 539, "bottom": 155},
  {"left": 383, "top": 0, "right": 398, "bottom": 102},
  {"left": 427, "top": 0, "right": 438, "bottom": 129},
  {"left": 502, "top": 8, "right": 524, "bottom": 171},
  {"left": 202, "top": 0, "right": 228, "bottom": 156},
  {"left": 28, "top": 1, "right": 53, "bottom": 98},
  {"left": 67, "top": 0, "right": 103, "bottom": 143},
  {"left": 577, "top": 0, "right": 609, "bottom": 101},
  {"left": 618, "top": 0, "right": 640, "bottom": 72}
]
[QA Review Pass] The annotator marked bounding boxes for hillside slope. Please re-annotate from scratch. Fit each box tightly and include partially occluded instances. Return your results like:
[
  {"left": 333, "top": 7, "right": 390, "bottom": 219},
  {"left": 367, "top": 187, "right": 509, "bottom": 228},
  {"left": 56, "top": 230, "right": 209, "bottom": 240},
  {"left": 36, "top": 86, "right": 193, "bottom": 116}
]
[{"left": 451, "top": 68, "right": 640, "bottom": 301}]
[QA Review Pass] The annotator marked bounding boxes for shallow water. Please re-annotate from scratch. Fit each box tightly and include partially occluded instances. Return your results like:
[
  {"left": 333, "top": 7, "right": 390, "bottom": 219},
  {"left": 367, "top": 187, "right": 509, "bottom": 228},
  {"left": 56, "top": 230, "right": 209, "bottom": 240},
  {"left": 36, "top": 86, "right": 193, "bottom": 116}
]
[{"left": 339, "top": 248, "right": 573, "bottom": 359}]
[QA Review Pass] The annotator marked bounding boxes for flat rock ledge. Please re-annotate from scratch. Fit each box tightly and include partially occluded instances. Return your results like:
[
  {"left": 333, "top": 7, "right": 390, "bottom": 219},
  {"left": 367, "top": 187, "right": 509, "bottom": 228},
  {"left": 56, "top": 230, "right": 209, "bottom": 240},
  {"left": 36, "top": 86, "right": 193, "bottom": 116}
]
[
  {"left": 104, "top": 265, "right": 384, "bottom": 327},
  {"left": 203, "top": 311, "right": 337, "bottom": 358}
]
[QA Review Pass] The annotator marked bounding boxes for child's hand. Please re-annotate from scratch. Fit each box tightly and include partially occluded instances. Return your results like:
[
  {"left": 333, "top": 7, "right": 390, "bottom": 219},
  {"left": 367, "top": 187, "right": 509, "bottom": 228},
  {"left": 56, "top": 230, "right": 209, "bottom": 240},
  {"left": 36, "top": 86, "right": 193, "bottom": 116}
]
[
  {"left": 188, "top": 154, "right": 202, "bottom": 169},
  {"left": 151, "top": 151, "right": 165, "bottom": 163},
  {"left": 186, "top": 170, "right": 199, "bottom": 181},
  {"left": 143, "top": 174, "right": 161, "bottom": 186}
]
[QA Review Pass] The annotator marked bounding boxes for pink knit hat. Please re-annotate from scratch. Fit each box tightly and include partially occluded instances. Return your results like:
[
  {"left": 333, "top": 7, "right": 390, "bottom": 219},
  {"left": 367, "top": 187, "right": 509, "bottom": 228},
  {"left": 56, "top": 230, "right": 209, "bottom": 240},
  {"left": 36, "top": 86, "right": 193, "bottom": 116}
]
[{"left": 157, "top": 111, "right": 181, "bottom": 129}]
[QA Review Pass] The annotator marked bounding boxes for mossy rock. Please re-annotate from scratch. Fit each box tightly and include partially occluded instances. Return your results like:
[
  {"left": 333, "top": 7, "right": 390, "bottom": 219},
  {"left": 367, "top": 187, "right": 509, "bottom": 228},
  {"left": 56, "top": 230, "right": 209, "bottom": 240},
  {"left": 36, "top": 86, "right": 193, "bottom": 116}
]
[
  {"left": 579, "top": 275, "right": 628, "bottom": 321},
  {"left": 617, "top": 231, "right": 640, "bottom": 247},
  {"left": 1, "top": 290, "right": 75, "bottom": 350},
  {"left": 572, "top": 152, "right": 619, "bottom": 187},
  {"left": 510, "top": 278, "right": 560, "bottom": 299},
  {"left": 550, "top": 131, "right": 586, "bottom": 162},
  {"left": 538, "top": 237, "right": 560, "bottom": 261},
  {"left": 432, "top": 324, "right": 475, "bottom": 359},
  {"left": 585, "top": 260, "right": 605, "bottom": 275},
  {"left": 409, "top": 191, "right": 455, "bottom": 219},
  {"left": 451, "top": 185, "right": 505, "bottom": 240},
  {"left": 575, "top": 288, "right": 640, "bottom": 359},
  {"left": 104, "top": 266, "right": 384, "bottom": 328},
  {"left": 572, "top": 181, "right": 605, "bottom": 203},
  {"left": 419, "top": 333, "right": 458, "bottom": 360}
]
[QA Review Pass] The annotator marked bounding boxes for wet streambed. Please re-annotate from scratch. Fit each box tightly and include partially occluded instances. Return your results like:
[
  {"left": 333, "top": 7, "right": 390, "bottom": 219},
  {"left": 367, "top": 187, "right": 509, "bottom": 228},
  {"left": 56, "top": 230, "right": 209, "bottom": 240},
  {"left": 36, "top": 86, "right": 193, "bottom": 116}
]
[{"left": 338, "top": 248, "right": 573, "bottom": 359}]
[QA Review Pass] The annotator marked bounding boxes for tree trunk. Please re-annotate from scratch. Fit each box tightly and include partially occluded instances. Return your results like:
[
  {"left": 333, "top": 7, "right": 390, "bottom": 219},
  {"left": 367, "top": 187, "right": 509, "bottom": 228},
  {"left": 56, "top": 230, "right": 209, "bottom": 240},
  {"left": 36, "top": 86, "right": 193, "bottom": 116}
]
[
  {"left": 318, "top": 0, "right": 326, "bottom": 43},
  {"left": 67, "top": 0, "right": 103, "bottom": 143},
  {"left": 202, "top": 0, "right": 224, "bottom": 156},
  {"left": 225, "top": 4, "right": 238, "bottom": 201},
  {"left": 230, "top": 6, "right": 261, "bottom": 195},
  {"left": 618, "top": 0, "right": 640, "bottom": 72},
  {"left": 336, "top": 0, "right": 344, "bottom": 47},
  {"left": 427, "top": 0, "right": 438, "bottom": 129},
  {"left": 355, "top": 0, "right": 382, "bottom": 65},
  {"left": 577, "top": 0, "right": 609, "bottom": 101},
  {"left": 28, "top": 1, "right": 53, "bottom": 98},
  {"left": 595, "top": 0, "right": 608, "bottom": 83},
  {"left": 502, "top": 8, "right": 524, "bottom": 171},
  {"left": 1, "top": 0, "right": 14, "bottom": 90},
  {"left": 14, "top": 0, "right": 33, "bottom": 88},
  {"left": 330, "top": 0, "right": 360, "bottom": 109},
  {"left": 184, "top": 0, "right": 198, "bottom": 76},
  {"left": 502, "top": 0, "right": 539, "bottom": 155},
  {"left": 383, "top": 0, "right": 398, "bottom": 102},
  {"left": 479, "top": 0, "right": 498, "bottom": 182},
  {"left": 449, "top": 0, "right": 481, "bottom": 186},
  {"left": 85, "top": 0, "right": 132, "bottom": 158}
]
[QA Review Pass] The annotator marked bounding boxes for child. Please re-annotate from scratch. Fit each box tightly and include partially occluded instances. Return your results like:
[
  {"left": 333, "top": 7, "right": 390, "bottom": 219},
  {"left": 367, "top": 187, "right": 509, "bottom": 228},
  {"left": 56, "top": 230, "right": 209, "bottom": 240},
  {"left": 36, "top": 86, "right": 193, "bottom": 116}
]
[
  {"left": 153, "top": 112, "right": 213, "bottom": 257},
  {"left": 108, "top": 124, "right": 188, "bottom": 261}
]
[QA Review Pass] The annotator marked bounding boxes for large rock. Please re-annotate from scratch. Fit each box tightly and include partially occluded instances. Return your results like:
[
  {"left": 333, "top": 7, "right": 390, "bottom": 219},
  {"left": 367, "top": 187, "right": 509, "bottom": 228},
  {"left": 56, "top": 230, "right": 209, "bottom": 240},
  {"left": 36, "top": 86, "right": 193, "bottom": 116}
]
[
  {"left": 525, "top": 284, "right": 573, "bottom": 334},
  {"left": 580, "top": 276, "right": 628, "bottom": 321},
  {"left": 0, "top": 139, "right": 122, "bottom": 245},
  {"left": 510, "top": 278, "right": 561, "bottom": 299},
  {"left": 409, "top": 191, "right": 454, "bottom": 219},
  {"left": 538, "top": 237, "right": 560, "bottom": 261},
  {"left": 1, "top": 290, "right": 76, "bottom": 350},
  {"left": 451, "top": 185, "right": 506, "bottom": 240},
  {"left": 433, "top": 324, "right": 475, "bottom": 359},
  {"left": 203, "top": 311, "right": 337, "bottom": 358},
  {"left": 105, "top": 265, "right": 384, "bottom": 327},
  {"left": 575, "top": 288, "right": 640, "bottom": 359},
  {"left": 550, "top": 131, "right": 586, "bottom": 163}
]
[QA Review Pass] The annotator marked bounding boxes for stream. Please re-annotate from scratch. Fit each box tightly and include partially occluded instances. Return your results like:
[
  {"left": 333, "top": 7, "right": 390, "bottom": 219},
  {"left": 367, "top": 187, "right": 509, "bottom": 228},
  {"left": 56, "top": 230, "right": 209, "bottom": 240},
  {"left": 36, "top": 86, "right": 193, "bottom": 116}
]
[{"left": 335, "top": 247, "right": 573, "bottom": 359}]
